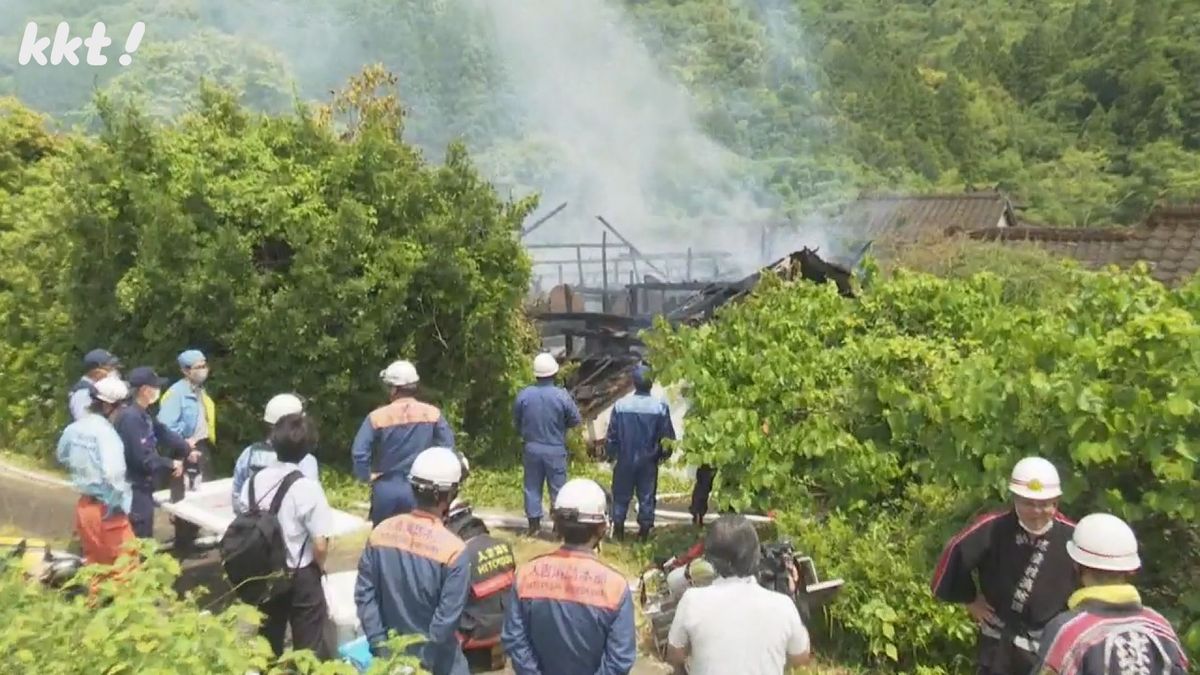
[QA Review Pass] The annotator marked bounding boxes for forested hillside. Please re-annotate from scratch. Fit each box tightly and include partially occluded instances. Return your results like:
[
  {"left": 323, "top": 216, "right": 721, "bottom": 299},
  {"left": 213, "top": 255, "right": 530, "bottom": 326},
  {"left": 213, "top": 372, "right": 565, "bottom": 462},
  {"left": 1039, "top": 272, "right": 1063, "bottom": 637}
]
[{"left": 3, "top": 0, "right": 1199, "bottom": 232}]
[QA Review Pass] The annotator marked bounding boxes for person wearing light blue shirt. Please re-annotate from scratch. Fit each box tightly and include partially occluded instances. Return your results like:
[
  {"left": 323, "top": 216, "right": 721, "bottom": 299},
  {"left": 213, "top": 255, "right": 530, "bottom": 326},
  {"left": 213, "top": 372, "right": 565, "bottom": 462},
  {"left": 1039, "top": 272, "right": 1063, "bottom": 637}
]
[
  {"left": 232, "top": 393, "right": 321, "bottom": 514},
  {"left": 56, "top": 376, "right": 135, "bottom": 565}
]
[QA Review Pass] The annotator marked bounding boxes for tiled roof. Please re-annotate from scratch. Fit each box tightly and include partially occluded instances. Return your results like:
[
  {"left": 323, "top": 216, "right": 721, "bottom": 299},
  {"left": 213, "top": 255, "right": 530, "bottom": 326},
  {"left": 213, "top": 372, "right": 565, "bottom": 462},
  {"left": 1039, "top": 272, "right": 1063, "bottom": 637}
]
[
  {"left": 963, "top": 203, "right": 1200, "bottom": 287},
  {"left": 836, "top": 191, "right": 1017, "bottom": 240}
]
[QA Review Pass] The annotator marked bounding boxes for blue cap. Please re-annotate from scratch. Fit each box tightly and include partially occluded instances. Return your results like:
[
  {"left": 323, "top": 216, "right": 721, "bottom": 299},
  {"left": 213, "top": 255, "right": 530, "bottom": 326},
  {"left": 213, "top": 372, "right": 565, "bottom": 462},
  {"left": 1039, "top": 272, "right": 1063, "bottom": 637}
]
[
  {"left": 83, "top": 349, "right": 120, "bottom": 370},
  {"left": 177, "top": 349, "right": 206, "bottom": 368},
  {"left": 127, "top": 366, "right": 169, "bottom": 389}
]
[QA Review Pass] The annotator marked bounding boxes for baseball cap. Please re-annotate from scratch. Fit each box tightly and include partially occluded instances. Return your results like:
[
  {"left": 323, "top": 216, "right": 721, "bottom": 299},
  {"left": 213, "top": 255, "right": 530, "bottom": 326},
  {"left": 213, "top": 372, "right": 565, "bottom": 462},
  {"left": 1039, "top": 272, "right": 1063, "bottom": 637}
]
[
  {"left": 83, "top": 349, "right": 120, "bottom": 370},
  {"left": 127, "top": 366, "right": 169, "bottom": 389},
  {"left": 177, "top": 349, "right": 206, "bottom": 368}
]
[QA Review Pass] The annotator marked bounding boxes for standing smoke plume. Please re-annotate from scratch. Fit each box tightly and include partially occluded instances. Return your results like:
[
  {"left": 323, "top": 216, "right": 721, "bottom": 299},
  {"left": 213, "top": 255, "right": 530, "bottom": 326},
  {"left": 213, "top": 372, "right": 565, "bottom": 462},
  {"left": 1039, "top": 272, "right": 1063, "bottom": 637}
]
[
  {"left": 5, "top": 0, "right": 844, "bottom": 275},
  {"left": 466, "top": 0, "right": 778, "bottom": 271}
]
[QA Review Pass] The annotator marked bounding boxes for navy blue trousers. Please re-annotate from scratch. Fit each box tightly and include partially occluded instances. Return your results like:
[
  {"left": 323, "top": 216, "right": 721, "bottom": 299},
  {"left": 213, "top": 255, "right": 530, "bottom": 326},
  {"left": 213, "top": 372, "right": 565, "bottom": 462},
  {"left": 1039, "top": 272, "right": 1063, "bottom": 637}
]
[
  {"left": 522, "top": 448, "right": 567, "bottom": 519},
  {"left": 369, "top": 475, "right": 416, "bottom": 527},
  {"left": 612, "top": 457, "right": 658, "bottom": 528}
]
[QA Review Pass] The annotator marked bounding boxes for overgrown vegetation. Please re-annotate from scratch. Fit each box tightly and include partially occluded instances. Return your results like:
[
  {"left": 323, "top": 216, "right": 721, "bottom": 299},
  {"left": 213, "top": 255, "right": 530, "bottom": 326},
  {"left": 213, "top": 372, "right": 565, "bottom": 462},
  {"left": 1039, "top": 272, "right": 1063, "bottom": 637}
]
[
  {"left": 5, "top": 0, "right": 1200, "bottom": 224},
  {"left": 645, "top": 258, "right": 1200, "bottom": 672},
  {"left": 0, "top": 69, "right": 538, "bottom": 465},
  {"left": 0, "top": 546, "right": 428, "bottom": 674}
]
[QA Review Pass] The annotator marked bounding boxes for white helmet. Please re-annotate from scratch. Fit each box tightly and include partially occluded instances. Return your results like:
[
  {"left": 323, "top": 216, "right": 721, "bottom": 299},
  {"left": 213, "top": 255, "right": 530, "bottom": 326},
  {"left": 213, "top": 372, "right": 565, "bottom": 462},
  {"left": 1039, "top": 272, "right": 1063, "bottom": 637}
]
[
  {"left": 263, "top": 393, "right": 304, "bottom": 424},
  {"left": 380, "top": 360, "right": 420, "bottom": 387},
  {"left": 1009, "top": 457, "right": 1062, "bottom": 500},
  {"left": 1067, "top": 513, "right": 1141, "bottom": 572},
  {"left": 92, "top": 377, "right": 129, "bottom": 404},
  {"left": 533, "top": 353, "right": 559, "bottom": 378},
  {"left": 409, "top": 447, "right": 463, "bottom": 490},
  {"left": 553, "top": 478, "right": 608, "bottom": 524}
]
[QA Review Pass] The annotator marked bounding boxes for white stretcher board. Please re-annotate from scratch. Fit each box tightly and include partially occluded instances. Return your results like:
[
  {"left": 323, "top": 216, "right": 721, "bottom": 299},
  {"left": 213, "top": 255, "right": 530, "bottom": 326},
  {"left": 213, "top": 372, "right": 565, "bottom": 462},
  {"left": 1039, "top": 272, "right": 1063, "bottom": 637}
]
[
  {"left": 151, "top": 477, "right": 370, "bottom": 540},
  {"left": 323, "top": 570, "right": 363, "bottom": 646}
]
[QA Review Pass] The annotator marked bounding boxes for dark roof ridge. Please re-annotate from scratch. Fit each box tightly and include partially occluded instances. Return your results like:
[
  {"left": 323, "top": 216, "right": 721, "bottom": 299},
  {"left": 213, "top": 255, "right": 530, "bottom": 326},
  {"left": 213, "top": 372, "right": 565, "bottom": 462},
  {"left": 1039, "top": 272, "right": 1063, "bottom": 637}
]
[{"left": 960, "top": 226, "right": 1133, "bottom": 242}]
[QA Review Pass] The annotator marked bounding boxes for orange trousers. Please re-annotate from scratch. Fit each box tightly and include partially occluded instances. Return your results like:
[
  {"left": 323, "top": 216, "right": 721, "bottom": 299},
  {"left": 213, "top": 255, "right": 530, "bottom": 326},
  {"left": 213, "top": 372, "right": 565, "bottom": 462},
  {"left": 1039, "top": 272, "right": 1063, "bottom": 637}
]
[{"left": 74, "top": 496, "right": 135, "bottom": 565}]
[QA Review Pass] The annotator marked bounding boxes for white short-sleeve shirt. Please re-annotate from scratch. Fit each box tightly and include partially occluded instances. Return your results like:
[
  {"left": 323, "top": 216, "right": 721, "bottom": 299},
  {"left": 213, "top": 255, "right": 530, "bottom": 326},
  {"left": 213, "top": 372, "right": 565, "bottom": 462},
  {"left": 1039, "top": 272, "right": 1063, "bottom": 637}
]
[
  {"left": 667, "top": 575, "right": 811, "bottom": 675},
  {"left": 237, "top": 462, "right": 333, "bottom": 569}
]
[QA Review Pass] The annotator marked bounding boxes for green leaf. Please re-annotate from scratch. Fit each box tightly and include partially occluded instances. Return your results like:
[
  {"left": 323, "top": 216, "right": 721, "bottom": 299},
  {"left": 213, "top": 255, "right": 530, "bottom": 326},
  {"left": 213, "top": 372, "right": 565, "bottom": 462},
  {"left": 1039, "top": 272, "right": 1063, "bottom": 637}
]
[{"left": 1165, "top": 393, "right": 1193, "bottom": 417}]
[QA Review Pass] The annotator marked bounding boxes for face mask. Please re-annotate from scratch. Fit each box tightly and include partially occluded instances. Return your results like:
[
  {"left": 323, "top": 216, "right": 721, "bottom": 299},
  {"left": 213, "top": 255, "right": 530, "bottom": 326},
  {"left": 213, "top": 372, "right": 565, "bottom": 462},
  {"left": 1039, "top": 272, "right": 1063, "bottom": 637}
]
[
  {"left": 106, "top": 370, "right": 122, "bottom": 381},
  {"left": 189, "top": 367, "right": 209, "bottom": 384}
]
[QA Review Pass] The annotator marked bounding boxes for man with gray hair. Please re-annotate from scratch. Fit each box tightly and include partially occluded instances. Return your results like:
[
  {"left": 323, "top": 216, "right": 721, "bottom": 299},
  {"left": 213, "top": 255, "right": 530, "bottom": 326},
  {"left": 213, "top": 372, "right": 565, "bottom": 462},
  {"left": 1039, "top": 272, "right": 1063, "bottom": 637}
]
[{"left": 666, "top": 515, "right": 811, "bottom": 675}]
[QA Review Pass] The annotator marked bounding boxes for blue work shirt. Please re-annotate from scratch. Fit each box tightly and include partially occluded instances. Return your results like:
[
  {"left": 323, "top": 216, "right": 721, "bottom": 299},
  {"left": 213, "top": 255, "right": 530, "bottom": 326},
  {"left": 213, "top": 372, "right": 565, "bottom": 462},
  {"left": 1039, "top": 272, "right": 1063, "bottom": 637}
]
[
  {"left": 605, "top": 391, "right": 676, "bottom": 464},
  {"left": 157, "top": 379, "right": 211, "bottom": 441},
  {"left": 502, "top": 546, "right": 637, "bottom": 675},
  {"left": 68, "top": 378, "right": 96, "bottom": 422},
  {"left": 513, "top": 381, "right": 582, "bottom": 453},
  {"left": 232, "top": 442, "right": 320, "bottom": 515},
  {"left": 112, "top": 403, "right": 190, "bottom": 491},
  {"left": 355, "top": 511, "right": 471, "bottom": 675},
  {"left": 350, "top": 397, "right": 455, "bottom": 482},
  {"left": 56, "top": 413, "right": 132, "bottom": 517}
]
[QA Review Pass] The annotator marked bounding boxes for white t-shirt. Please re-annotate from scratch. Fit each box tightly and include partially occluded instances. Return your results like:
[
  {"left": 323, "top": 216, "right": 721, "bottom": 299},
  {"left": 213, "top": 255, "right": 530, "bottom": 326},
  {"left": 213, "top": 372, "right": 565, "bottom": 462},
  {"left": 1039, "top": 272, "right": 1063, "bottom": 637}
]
[
  {"left": 667, "top": 576, "right": 811, "bottom": 675},
  {"left": 237, "top": 462, "right": 333, "bottom": 569}
]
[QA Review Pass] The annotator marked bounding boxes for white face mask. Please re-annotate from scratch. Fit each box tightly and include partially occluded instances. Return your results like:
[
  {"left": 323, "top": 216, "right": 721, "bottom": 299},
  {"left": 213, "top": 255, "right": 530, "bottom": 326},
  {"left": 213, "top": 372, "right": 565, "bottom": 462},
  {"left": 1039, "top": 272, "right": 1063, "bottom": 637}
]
[
  {"left": 189, "top": 367, "right": 209, "bottom": 385},
  {"left": 106, "top": 369, "right": 122, "bottom": 381}
]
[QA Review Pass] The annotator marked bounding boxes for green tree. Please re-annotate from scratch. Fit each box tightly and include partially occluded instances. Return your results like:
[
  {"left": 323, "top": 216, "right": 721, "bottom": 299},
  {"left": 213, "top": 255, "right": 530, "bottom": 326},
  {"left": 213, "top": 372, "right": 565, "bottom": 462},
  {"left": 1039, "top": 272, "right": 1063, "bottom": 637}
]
[{"left": 0, "top": 69, "right": 537, "bottom": 465}]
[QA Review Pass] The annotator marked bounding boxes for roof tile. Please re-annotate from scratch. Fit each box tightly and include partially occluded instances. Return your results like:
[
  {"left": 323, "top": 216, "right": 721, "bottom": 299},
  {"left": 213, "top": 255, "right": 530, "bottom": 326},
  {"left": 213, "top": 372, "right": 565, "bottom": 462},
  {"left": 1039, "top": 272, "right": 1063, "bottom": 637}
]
[{"left": 964, "top": 202, "right": 1200, "bottom": 287}]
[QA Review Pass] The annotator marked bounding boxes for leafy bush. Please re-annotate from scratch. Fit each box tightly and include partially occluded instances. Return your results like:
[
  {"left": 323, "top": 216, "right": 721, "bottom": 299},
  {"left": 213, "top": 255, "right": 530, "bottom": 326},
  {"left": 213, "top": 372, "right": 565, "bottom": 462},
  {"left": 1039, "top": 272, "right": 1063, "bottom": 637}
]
[
  {"left": 0, "top": 67, "right": 538, "bottom": 466},
  {"left": 645, "top": 259, "right": 1200, "bottom": 670},
  {"left": 0, "top": 545, "right": 427, "bottom": 674}
]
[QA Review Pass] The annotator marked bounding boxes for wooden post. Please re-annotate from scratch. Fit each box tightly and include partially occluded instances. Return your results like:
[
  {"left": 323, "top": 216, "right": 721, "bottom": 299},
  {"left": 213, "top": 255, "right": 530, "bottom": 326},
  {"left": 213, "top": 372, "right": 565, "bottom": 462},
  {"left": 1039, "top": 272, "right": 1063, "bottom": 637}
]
[{"left": 601, "top": 232, "right": 610, "bottom": 313}]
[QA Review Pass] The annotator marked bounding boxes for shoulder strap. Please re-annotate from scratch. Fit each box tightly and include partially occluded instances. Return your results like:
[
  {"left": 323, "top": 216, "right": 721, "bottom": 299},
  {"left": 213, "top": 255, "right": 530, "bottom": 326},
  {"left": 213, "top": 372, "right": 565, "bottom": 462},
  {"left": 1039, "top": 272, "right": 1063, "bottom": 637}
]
[{"left": 268, "top": 470, "right": 305, "bottom": 516}]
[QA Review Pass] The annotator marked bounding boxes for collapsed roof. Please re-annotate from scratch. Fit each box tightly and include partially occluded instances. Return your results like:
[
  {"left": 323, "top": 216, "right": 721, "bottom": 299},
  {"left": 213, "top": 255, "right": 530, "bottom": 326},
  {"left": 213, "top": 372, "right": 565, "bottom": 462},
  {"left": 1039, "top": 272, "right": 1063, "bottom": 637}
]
[{"left": 555, "top": 247, "right": 855, "bottom": 419}]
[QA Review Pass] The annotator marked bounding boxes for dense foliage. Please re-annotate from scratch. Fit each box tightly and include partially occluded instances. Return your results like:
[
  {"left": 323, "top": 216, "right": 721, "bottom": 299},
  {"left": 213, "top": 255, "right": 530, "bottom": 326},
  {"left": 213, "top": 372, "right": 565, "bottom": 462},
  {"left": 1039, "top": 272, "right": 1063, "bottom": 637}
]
[
  {"left": 0, "top": 547, "right": 428, "bottom": 673},
  {"left": 0, "top": 69, "right": 538, "bottom": 465},
  {"left": 645, "top": 254, "right": 1200, "bottom": 671},
  {"left": 4, "top": 0, "right": 1200, "bottom": 225}
]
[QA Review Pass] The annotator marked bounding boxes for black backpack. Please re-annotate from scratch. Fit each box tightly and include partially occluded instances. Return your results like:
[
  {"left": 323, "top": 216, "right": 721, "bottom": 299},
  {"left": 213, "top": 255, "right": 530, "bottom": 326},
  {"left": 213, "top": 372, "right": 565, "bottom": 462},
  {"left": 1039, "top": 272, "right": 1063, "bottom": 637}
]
[{"left": 220, "top": 470, "right": 306, "bottom": 605}]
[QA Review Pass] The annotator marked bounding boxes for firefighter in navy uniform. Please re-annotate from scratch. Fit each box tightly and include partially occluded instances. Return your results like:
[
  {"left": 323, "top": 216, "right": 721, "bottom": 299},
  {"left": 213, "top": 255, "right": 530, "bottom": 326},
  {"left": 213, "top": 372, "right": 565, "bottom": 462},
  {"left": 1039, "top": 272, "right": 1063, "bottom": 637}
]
[
  {"left": 501, "top": 478, "right": 636, "bottom": 675},
  {"left": 444, "top": 500, "right": 517, "bottom": 672},
  {"left": 931, "top": 457, "right": 1078, "bottom": 675},
  {"left": 355, "top": 446, "right": 470, "bottom": 675},
  {"left": 1033, "top": 513, "right": 1190, "bottom": 675}
]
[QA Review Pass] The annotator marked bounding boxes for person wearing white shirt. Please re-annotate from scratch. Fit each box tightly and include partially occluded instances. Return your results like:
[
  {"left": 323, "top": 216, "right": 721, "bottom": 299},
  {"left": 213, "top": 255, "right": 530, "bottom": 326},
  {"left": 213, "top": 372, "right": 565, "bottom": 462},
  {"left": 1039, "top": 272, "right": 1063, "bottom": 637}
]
[
  {"left": 666, "top": 515, "right": 812, "bottom": 675},
  {"left": 231, "top": 393, "right": 320, "bottom": 515},
  {"left": 238, "top": 413, "right": 334, "bottom": 659}
]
